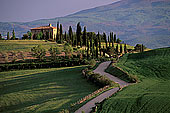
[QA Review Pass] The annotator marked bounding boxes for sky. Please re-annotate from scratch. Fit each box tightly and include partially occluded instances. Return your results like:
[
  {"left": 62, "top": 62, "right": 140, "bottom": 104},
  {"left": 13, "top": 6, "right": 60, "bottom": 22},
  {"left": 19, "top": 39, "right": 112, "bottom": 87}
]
[{"left": 0, "top": 0, "right": 118, "bottom": 22}]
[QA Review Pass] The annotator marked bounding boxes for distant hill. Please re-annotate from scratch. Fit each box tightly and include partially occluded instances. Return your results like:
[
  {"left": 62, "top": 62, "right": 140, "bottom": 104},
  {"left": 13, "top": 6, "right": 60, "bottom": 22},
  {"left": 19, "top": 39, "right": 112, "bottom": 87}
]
[{"left": 0, "top": 0, "right": 170, "bottom": 49}]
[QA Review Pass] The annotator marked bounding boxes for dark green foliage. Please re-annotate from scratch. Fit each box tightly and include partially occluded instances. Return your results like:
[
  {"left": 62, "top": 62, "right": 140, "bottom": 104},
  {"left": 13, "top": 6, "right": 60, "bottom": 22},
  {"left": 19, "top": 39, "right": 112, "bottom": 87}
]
[
  {"left": 0, "top": 34, "right": 2, "bottom": 40},
  {"left": 120, "top": 44, "right": 123, "bottom": 53},
  {"left": 98, "top": 32, "right": 102, "bottom": 56},
  {"left": 83, "top": 69, "right": 118, "bottom": 87},
  {"left": 76, "top": 22, "right": 82, "bottom": 47},
  {"left": 124, "top": 44, "right": 127, "bottom": 53},
  {"left": 12, "top": 29, "right": 16, "bottom": 40},
  {"left": 115, "top": 44, "right": 119, "bottom": 53},
  {"left": 60, "top": 24, "right": 63, "bottom": 42},
  {"left": 49, "top": 46, "right": 61, "bottom": 61},
  {"left": 116, "top": 38, "right": 122, "bottom": 43},
  {"left": 69, "top": 26, "right": 73, "bottom": 45},
  {"left": 82, "top": 26, "right": 87, "bottom": 46},
  {"left": 27, "top": 31, "right": 32, "bottom": 39},
  {"left": 7, "top": 32, "right": 10, "bottom": 40},
  {"left": 31, "top": 45, "right": 46, "bottom": 61},
  {"left": 103, "top": 33, "right": 107, "bottom": 48},
  {"left": 134, "top": 44, "right": 146, "bottom": 52},
  {"left": 114, "top": 34, "right": 116, "bottom": 43},
  {"left": 22, "top": 34, "right": 29, "bottom": 40},
  {"left": 56, "top": 21, "right": 59, "bottom": 41}
]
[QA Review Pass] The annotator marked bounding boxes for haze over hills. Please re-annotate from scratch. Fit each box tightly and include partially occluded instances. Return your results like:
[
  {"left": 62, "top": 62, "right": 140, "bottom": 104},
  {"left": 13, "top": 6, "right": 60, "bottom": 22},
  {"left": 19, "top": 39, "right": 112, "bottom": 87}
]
[{"left": 0, "top": 0, "right": 170, "bottom": 49}]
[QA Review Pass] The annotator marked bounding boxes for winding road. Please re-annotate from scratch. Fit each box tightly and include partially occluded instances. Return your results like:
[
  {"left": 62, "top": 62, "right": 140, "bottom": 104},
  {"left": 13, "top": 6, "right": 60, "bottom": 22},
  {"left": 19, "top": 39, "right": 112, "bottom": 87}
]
[{"left": 75, "top": 61, "right": 130, "bottom": 113}]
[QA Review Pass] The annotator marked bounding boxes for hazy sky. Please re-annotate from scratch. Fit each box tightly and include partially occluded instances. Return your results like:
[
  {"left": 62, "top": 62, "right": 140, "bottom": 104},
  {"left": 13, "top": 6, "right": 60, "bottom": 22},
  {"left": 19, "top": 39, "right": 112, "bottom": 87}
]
[{"left": 0, "top": 0, "right": 119, "bottom": 22}]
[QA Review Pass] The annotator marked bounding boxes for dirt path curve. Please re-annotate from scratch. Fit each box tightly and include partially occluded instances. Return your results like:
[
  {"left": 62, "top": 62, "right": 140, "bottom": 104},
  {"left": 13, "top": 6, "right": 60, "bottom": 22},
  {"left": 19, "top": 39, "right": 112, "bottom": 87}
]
[{"left": 75, "top": 61, "right": 130, "bottom": 113}]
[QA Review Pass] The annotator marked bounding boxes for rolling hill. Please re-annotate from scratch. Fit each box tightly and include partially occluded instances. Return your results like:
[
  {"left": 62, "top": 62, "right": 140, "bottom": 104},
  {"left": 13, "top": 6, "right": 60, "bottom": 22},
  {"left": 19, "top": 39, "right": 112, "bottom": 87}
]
[
  {"left": 97, "top": 47, "right": 170, "bottom": 113},
  {"left": 0, "top": 0, "right": 170, "bottom": 49}
]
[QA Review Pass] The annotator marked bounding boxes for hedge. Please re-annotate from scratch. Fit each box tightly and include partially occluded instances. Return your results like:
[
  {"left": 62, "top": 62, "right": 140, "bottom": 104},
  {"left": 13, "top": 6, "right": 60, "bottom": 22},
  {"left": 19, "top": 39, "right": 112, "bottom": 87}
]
[{"left": 0, "top": 60, "right": 85, "bottom": 72}]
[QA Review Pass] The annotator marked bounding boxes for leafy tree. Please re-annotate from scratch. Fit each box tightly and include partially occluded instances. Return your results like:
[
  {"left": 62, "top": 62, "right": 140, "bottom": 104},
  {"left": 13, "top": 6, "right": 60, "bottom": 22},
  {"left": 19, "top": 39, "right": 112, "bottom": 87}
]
[
  {"left": 27, "top": 31, "right": 32, "bottom": 39},
  {"left": 114, "top": 34, "right": 116, "bottom": 43},
  {"left": 49, "top": 46, "right": 61, "bottom": 61},
  {"left": 76, "top": 22, "right": 82, "bottom": 47},
  {"left": 60, "top": 24, "right": 63, "bottom": 42},
  {"left": 22, "top": 34, "right": 29, "bottom": 40},
  {"left": 107, "top": 47, "right": 115, "bottom": 57},
  {"left": 7, "top": 32, "right": 10, "bottom": 40},
  {"left": 37, "top": 32, "right": 43, "bottom": 40},
  {"left": 64, "top": 43, "right": 73, "bottom": 58},
  {"left": 12, "top": 29, "right": 16, "bottom": 40},
  {"left": 31, "top": 45, "right": 46, "bottom": 61},
  {"left": 82, "top": 26, "right": 87, "bottom": 46},
  {"left": 116, "top": 38, "right": 122, "bottom": 43}
]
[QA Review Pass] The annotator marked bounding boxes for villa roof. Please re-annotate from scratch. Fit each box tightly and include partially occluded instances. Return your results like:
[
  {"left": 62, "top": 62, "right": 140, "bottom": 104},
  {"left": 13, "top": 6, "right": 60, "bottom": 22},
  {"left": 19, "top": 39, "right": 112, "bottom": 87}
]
[{"left": 31, "top": 25, "right": 57, "bottom": 30}]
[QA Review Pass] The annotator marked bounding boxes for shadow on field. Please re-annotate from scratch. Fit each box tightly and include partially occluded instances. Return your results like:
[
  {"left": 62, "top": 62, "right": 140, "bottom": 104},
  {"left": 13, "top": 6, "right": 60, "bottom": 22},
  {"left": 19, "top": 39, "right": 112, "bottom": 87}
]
[{"left": 0, "top": 66, "right": 98, "bottom": 112}]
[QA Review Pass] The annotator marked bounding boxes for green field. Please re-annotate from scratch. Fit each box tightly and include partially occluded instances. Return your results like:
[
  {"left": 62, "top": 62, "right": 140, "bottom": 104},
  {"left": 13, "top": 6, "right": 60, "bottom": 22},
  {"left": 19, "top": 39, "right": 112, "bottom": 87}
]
[
  {"left": 0, "top": 40, "right": 59, "bottom": 52},
  {"left": 0, "top": 66, "right": 99, "bottom": 112},
  {"left": 97, "top": 47, "right": 170, "bottom": 113}
]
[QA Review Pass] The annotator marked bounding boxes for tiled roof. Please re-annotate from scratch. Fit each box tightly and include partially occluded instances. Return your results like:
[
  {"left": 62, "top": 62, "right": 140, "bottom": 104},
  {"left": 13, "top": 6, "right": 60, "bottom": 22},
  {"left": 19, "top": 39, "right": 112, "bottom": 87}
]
[{"left": 31, "top": 26, "right": 57, "bottom": 30}]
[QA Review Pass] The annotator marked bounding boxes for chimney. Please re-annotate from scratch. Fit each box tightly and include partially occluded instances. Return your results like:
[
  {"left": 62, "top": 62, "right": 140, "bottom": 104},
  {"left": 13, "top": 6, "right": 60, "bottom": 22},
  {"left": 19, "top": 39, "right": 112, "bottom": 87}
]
[{"left": 49, "top": 24, "right": 52, "bottom": 27}]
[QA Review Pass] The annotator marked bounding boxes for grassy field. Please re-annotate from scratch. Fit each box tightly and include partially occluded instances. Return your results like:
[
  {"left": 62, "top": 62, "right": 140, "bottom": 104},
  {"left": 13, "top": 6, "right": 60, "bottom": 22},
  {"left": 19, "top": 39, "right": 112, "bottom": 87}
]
[
  {"left": 0, "top": 40, "right": 59, "bottom": 52},
  {"left": 97, "top": 47, "right": 170, "bottom": 113},
  {"left": 0, "top": 66, "right": 99, "bottom": 113}
]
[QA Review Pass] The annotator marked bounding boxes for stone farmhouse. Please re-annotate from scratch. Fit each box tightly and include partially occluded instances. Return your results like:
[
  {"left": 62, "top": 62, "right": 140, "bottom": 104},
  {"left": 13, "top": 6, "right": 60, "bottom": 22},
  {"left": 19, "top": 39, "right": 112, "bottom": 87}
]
[{"left": 31, "top": 24, "right": 58, "bottom": 40}]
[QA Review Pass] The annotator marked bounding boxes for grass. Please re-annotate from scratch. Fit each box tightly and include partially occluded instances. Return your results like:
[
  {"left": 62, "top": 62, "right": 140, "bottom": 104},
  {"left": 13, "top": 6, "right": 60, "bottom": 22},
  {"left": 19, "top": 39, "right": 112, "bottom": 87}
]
[
  {"left": 97, "top": 47, "right": 170, "bottom": 113},
  {"left": 0, "top": 66, "right": 99, "bottom": 113},
  {"left": 0, "top": 40, "right": 60, "bottom": 52}
]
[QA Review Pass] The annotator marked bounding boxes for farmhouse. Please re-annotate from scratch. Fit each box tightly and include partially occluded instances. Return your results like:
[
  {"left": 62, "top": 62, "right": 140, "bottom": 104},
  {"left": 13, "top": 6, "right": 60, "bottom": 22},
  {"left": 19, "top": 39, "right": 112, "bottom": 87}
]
[{"left": 31, "top": 24, "right": 58, "bottom": 40}]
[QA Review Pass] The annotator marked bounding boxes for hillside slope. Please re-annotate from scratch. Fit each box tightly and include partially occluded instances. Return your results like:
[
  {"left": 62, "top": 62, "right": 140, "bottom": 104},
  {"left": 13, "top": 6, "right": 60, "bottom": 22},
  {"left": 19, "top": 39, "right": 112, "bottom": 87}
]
[
  {"left": 0, "top": 0, "right": 170, "bottom": 49},
  {"left": 97, "top": 47, "right": 170, "bottom": 113}
]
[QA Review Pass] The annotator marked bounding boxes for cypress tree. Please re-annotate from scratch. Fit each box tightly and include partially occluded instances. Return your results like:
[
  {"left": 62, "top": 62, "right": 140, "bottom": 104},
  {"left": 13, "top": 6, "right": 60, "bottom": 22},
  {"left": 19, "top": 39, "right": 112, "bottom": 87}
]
[
  {"left": 69, "top": 26, "right": 73, "bottom": 45},
  {"left": 7, "top": 32, "right": 10, "bottom": 40},
  {"left": 87, "top": 38, "right": 89, "bottom": 59},
  {"left": 114, "top": 34, "right": 116, "bottom": 43},
  {"left": 124, "top": 44, "right": 127, "bottom": 53},
  {"left": 12, "top": 29, "right": 16, "bottom": 40},
  {"left": 60, "top": 24, "right": 63, "bottom": 42},
  {"left": 56, "top": 21, "right": 59, "bottom": 41},
  {"left": 0, "top": 34, "right": 2, "bottom": 40},
  {"left": 120, "top": 44, "right": 123, "bottom": 53},
  {"left": 116, "top": 44, "right": 119, "bottom": 53},
  {"left": 95, "top": 36, "right": 98, "bottom": 58},
  {"left": 111, "top": 32, "right": 114, "bottom": 47},
  {"left": 98, "top": 32, "right": 102, "bottom": 56},
  {"left": 76, "top": 22, "right": 82, "bottom": 47},
  {"left": 64, "top": 31, "right": 67, "bottom": 41},
  {"left": 82, "top": 26, "right": 87, "bottom": 46},
  {"left": 108, "top": 36, "right": 111, "bottom": 47},
  {"left": 103, "top": 46, "right": 105, "bottom": 57},
  {"left": 103, "top": 33, "right": 107, "bottom": 48}
]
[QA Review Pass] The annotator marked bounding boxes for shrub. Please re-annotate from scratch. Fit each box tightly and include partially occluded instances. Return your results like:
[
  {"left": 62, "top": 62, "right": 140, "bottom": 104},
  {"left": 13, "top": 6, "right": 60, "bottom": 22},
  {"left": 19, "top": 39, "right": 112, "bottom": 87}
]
[
  {"left": 89, "top": 59, "right": 96, "bottom": 68},
  {"left": 31, "top": 45, "right": 46, "bottom": 61}
]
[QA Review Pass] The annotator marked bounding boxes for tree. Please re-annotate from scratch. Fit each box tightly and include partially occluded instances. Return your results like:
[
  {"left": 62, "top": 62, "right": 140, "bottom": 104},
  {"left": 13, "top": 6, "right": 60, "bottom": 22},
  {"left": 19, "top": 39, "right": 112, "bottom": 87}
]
[
  {"left": 114, "top": 34, "right": 116, "bottom": 43},
  {"left": 124, "top": 44, "right": 127, "bottom": 53},
  {"left": 76, "top": 22, "right": 82, "bottom": 47},
  {"left": 56, "top": 21, "right": 59, "bottom": 41},
  {"left": 22, "top": 34, "right": 29, "bottom": 40},
  {"left": 69, "top": 26, "right": 73, "bottom": 45},
  {"left": 0, "top": 34, "right": 2, "bottom": 40},
  {"left": 64, "top": 31, "right": 67, "bottom": 41},
  {"left": 12, "top": 29, "right": 16, "bottom": 40},
  {"left": 120, "top": 44, "right": 123, "bottom": 53},
  {"left": 116, "top": 38, "right": 122, "bottom": 43},
  {"left": 82, "top": 26, "right": 87, "bottom": 46},
  {"left": 87, "top": 38, "right": 89, "bottom": 59},
  {"left": 108, "top": 36, "right": 111, "bottom": 47},
  {"left": 116, "top": 44, "right": 119, "bottom": 53},
  {"left": 31, "top": 45, "right": 46, "bottom": 61},
  {"left": 37, "top": 32, "right": 43, "bottom": 40},
  {"left": 60, "top": 24, "right": 63, "bottom": 42},
  {"left": 27, "top": 31, "right": 32, "bottom": 39},
  {"left": 49, "top": 46, "right": 61, "bottom": 61},
  {"left": 64, "top": 43, "right": 73, "bottom": 58},
  {"left": 7, "top": 32, "right": 10, "bottom": 40},
  {"left": 95, "top": 35, "right": 98, "bottom": 58},
  {"left": 98, "top": 32, "right": 102, "bottom": 56},
  {"left": 103, "top": 32, "right": 107, "bottom": 48},
  {"left": 111, "top": 32, "right": 114, "bottom": 47}
]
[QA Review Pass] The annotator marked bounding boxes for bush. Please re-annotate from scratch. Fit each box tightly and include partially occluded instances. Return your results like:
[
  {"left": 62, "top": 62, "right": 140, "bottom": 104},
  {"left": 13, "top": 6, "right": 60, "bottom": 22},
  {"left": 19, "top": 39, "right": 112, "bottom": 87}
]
[
  {"left": 89, "top": 59, "right": 96, "bottom": 68},
  {"left": 83, "top": 69, "right": 118, "bottom": 87}
]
